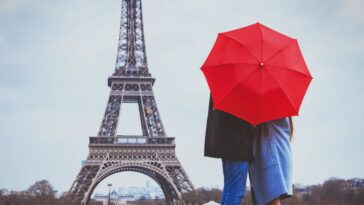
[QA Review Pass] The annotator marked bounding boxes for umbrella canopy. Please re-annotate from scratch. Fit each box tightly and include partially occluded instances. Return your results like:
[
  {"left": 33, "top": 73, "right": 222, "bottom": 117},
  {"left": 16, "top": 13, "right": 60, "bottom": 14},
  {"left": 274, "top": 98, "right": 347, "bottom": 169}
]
[{"left": 201, "top": 22, "right": 312, "bottom": 125}]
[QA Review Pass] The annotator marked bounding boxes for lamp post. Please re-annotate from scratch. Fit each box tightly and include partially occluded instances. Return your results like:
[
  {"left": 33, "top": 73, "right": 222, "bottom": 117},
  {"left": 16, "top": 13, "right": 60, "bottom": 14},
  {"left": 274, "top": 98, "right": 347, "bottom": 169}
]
[{"left": 107, "top": 183, "right": 112, "bottom": 205}]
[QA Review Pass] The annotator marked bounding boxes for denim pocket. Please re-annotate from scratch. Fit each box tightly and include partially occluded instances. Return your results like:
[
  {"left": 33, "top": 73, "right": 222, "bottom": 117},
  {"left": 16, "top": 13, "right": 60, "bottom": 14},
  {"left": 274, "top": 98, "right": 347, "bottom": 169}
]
[{"left": 259, "top": 135, "right": 279, "bottom": 170}]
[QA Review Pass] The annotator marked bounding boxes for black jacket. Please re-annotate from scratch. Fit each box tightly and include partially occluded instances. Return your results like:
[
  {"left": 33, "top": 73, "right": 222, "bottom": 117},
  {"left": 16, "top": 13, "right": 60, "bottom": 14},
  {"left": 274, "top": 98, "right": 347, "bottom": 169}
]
[{"left": 204, "top": 96, "right": 254, "bottom": 161}]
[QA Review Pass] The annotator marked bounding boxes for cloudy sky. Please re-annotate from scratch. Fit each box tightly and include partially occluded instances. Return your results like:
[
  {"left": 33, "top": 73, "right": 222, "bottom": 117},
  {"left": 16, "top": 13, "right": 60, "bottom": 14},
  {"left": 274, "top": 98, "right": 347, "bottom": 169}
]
[{"left": 1, "top": 0, "right": 364, "bottom": 194}]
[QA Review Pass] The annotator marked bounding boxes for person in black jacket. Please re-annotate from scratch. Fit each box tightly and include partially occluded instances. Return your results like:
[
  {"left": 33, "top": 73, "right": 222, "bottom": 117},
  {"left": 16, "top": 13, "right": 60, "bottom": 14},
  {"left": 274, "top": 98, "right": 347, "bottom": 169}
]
[{"left": 204, "top": 95, "right": 254, "bottom": 205}]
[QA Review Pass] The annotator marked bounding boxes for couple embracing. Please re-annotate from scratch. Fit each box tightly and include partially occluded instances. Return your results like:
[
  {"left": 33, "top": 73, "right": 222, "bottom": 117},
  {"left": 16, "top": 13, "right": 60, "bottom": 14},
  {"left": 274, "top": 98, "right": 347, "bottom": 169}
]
[
  {"left": 204, "top": 95, "right": 293, "bottom": 205},
  {"left": 201, "top": 23, "right": 312, "bottom": 205}
]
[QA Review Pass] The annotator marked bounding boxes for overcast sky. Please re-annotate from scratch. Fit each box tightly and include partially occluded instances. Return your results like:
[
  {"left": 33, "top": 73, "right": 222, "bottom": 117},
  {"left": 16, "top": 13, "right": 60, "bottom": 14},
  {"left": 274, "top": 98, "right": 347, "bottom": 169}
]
[{"left": 1, "top": 0, "right": 364, "bottom": 194}]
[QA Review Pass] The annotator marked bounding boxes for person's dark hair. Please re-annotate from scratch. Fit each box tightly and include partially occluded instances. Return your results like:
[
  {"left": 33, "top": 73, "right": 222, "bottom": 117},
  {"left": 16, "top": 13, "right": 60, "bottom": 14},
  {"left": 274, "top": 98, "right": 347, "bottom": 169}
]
[{"left": 289, "top": 117, "right": 294, "bottom": 141}]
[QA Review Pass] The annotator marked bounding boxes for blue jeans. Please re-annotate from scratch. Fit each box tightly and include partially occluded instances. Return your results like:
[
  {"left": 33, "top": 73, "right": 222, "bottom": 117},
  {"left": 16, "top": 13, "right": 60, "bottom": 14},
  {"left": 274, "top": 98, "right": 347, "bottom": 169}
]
[{"left": 221, "top": 159, "right": 249, "bottom": 205}]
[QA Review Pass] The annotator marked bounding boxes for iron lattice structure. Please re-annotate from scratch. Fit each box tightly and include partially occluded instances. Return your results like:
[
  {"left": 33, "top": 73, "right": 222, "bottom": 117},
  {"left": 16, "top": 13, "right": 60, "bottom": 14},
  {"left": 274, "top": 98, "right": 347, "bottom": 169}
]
[{"left": 68, "top": 0, "right": 194, "bottom": 204}]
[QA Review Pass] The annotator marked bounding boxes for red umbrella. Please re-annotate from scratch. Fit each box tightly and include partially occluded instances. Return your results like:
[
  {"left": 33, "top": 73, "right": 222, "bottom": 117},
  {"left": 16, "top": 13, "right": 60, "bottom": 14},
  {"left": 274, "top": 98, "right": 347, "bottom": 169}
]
[{"left": 201, "top": 22, "right": 313, "bottom": 125}]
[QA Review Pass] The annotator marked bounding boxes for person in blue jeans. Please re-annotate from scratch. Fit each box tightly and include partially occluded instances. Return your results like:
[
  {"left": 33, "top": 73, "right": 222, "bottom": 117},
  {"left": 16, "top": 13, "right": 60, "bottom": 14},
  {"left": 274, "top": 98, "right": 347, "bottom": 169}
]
[
  {"left": 204, "top": 96, "right": 254, "bottom": 205},
  {"left": 220, "top": 160, "right": 250, "bottom": 204}
]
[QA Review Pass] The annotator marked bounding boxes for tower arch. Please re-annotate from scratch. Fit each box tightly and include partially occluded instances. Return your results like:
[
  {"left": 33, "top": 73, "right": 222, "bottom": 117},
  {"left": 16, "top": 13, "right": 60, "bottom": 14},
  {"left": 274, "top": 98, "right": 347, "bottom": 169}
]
[{"left": 85, "top": 163, "right": 181, "bottom": 204}]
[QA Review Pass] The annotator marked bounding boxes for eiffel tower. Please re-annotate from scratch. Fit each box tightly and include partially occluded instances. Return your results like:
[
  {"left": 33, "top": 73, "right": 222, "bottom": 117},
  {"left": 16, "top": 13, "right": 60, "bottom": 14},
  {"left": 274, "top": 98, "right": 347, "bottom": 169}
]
[{"left": 68, "top": 0, "right": 194, "bottom": 204}]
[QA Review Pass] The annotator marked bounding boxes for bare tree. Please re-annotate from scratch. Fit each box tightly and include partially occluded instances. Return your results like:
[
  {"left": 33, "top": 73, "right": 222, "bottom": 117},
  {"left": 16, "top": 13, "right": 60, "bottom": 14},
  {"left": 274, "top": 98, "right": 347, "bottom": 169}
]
[{"left": 26, "top": 180, "right": 56, "bottom": 205}]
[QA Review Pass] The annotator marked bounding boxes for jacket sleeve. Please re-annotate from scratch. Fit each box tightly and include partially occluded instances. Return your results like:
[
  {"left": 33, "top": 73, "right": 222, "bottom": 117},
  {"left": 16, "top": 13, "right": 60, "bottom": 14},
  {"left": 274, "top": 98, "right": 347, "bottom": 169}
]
[{"left": 204, "top": 96, "right": 217, "bottom": 157}]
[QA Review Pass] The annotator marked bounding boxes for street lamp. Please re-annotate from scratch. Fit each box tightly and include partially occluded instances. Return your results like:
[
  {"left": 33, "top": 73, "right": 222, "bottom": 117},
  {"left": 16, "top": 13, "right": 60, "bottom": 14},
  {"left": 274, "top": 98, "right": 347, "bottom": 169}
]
[{"left": 107, "top": 183, "right": 112, "bottom": 205}]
